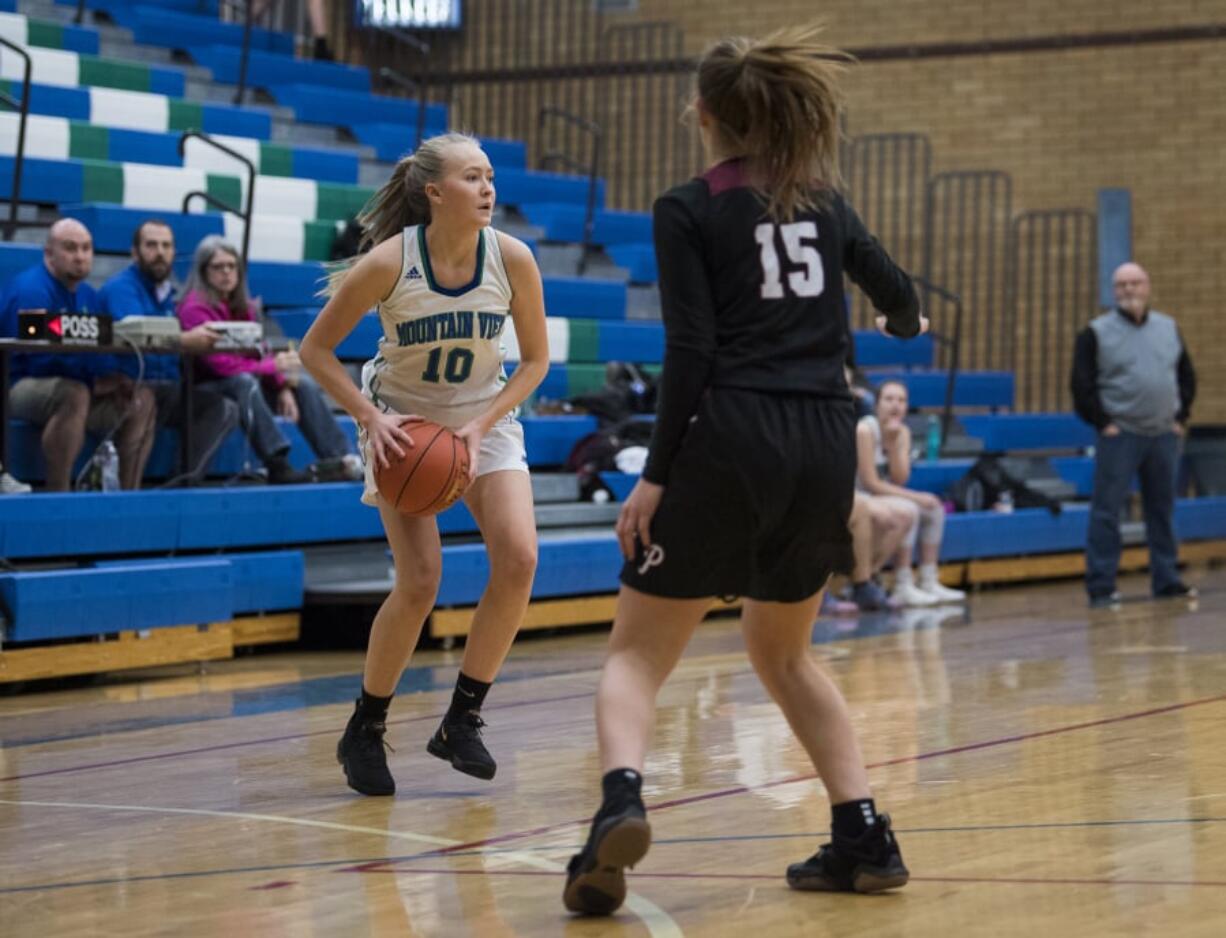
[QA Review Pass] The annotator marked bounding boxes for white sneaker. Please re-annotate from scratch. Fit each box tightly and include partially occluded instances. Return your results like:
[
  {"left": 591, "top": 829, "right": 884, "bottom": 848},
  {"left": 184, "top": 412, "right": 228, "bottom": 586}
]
[
  {"left": 0, "top": 471, "right": 32, "bottom": 494},
  {"left": 919, "top": 579, "right": 966, "bottom": 603},
  {"left": 341, "top": 453, "right": 364, "bottom": 481},
  {"left": 892, "top": 581, "right": 939, "bottom": 606}
]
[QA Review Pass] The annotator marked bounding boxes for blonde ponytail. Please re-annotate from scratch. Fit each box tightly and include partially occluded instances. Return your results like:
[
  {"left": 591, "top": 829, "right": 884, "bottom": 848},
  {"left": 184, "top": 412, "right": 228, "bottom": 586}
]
[{"left": 323, "top": 131, "right": 482, "bottom": 296}]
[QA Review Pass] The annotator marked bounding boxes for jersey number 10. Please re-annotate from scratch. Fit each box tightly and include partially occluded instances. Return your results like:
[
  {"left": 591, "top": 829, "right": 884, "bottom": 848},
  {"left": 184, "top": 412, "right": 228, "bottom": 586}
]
[
  {"left": 754, "top": 221, "right": 825, "bottom": 299},
  {"left": 422, "top": 347, "right": 475, "bottom": 384}
]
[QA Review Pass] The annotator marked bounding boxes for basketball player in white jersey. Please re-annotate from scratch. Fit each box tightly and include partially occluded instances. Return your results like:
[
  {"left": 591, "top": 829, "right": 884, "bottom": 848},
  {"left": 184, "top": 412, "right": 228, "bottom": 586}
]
[{"left": 300, "top": 132, "right": 549, "bottom": 795}]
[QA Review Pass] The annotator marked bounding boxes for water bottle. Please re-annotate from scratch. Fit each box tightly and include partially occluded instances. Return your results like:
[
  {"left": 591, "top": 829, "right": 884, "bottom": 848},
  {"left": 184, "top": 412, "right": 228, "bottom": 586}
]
[
  {"left": 97, "top": 440, "right": 120, "bottom": 492},
  {"left": 925, "top": 414, "right": 942, "bottom": 461},
  {"left": 78, "top": 440, "right": 120, "bottom": 492}
]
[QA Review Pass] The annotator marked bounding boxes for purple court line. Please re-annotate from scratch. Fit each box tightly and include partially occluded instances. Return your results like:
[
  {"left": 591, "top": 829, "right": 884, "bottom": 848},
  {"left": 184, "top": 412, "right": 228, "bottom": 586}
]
[
  {"left": 431, "top": 690, "right": 1226, "bottom": 855},
  {"left": 338, "top": 866, "right": 1226, "bottom": 888},
  {"left": 3, "top": 598, "right": 1218, "bottom": 785},
  {"left": 0, "top": 690, "right": 594, "bottom": 783}
]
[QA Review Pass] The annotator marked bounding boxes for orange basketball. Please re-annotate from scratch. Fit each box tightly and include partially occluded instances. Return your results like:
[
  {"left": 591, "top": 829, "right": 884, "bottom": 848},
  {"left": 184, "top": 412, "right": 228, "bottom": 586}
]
[{"left": 375, "top": 420, "right": 471, "bottom": 516}]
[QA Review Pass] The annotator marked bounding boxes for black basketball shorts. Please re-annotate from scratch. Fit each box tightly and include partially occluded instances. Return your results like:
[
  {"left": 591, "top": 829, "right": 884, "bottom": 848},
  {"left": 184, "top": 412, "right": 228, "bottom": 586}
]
[{"left": 620, "top": 388, "right": 856, "bottom": 603}]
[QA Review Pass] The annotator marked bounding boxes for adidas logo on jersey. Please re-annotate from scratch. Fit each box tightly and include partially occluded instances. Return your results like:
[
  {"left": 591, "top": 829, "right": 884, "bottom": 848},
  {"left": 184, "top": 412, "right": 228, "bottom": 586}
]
[{"left": 405, "top": 265, "right": 423, "bottom": 281}]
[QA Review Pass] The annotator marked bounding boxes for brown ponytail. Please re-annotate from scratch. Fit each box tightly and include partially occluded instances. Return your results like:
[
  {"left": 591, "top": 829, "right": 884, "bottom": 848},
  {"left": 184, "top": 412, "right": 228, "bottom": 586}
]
[
  {"left": 323, "top": 131, "right": 481, "bottom": 295},
  {"left": 696, "top": 24, "right": 850, "bottom": 221}
]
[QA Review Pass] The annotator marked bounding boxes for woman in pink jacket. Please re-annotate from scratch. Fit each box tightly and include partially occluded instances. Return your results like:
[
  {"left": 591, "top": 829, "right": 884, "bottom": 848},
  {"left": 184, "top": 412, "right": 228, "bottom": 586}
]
[{"left": 178, "top": 236, "right": 359, "bottom": 483}]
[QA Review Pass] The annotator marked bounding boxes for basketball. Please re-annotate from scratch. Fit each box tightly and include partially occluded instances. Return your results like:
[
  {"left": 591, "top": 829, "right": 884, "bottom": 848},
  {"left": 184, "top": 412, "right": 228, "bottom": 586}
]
[{"left": 375, "top": 420, "right": 471, "bottom": 516}]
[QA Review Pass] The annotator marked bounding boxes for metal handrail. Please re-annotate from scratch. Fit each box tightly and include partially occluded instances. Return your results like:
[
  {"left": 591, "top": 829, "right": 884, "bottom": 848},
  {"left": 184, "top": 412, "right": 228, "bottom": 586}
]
[
  {"left": 911, "top": 277, "right": 964, "bottom": 453},
  {"left": 378, "top": 66, "right": 432, "bottom": 151},
  {"left": 178, "top": 131, "right": 257, "bottom": 266},
  {"left": 537, "top": 107, "right": 602, "bottom": 276},
  {"left": 233, "top": 0, "right": 258, "bottom": 105},
  {"left": 0, "top": 38, "right": 31, "bottom": 240},
  {"left": 368, "top": 26, "right": 434, "bottom": 151}
]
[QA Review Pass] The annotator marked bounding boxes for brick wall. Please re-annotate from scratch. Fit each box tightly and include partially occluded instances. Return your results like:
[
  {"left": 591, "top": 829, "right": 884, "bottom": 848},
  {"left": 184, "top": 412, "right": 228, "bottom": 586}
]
[{"left": 596, "top": 1, "right": 1226, "bottom": 421}]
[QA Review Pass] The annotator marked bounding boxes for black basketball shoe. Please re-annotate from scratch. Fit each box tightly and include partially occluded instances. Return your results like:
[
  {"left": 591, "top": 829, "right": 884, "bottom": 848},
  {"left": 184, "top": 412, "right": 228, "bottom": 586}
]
[
  {"left": 336, "top": 705, "right": 395, "bottom": 796},
  {"left": 426, "top": 711, "right": 497, "bottom": 780},
  {"left": 786, "top": 813, "right": 909, "bottom": 893},
  {"left": 563, "top": 792, "right": 652, "bottom": 915}
]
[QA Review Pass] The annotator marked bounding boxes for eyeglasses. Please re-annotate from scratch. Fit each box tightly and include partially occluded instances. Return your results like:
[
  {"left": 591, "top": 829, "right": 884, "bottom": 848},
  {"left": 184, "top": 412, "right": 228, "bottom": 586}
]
[{"left": 208, "top": 261, "right": 238, "bottom": 272}]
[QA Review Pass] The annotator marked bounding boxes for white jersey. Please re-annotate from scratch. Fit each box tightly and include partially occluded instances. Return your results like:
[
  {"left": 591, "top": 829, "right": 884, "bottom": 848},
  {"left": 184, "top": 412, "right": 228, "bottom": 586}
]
[
  {"left": 361, "top": 224, "right": 512, "bottom": 427},
  {"left": 855, "top": 414, "right": 890, "bottom": 492}
]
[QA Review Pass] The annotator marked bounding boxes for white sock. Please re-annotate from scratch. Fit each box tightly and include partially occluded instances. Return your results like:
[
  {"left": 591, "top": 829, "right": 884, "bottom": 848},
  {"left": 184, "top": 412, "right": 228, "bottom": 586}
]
[
  {"left": 919, "top": 564, "right": 939, "bottom": 588},
  {"left": 895, "top": 566, "right": 915, "bottom": 587}
]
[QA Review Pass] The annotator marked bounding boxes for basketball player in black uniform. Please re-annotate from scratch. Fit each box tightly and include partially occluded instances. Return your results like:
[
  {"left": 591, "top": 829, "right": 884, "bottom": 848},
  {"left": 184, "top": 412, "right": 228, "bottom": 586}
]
[{"left": 563, "top": 26, "right": 927, "bottom": 915}]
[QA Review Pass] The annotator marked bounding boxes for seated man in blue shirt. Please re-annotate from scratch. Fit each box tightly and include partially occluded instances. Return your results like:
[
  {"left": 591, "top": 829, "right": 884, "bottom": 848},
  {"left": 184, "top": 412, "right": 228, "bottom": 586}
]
[
  {"left": 1, "top": 219, "right": 156, "bottom": 491},
  {"left": 98, "top": 220, "right": 238, "bottom": 481}
]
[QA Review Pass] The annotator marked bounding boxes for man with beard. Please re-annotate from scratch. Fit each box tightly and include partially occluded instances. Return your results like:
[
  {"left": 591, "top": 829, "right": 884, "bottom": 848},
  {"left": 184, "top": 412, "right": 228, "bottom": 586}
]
[
  {"left": 98, "top": 221, "right": 239, "bottom": 483},
  {"left": 2, "top": 219, "right": 157, "bottom": 490}
]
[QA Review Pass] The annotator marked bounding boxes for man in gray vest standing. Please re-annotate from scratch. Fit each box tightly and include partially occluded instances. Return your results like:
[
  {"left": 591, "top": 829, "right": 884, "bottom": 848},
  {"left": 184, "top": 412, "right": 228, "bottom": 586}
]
[{"left": 1071, "top": 262, "right": 1197, "bottom": 608}]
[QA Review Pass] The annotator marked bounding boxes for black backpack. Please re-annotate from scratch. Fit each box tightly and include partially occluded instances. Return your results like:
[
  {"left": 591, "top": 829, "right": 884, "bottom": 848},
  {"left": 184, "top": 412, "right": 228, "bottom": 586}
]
[
  {"left": 565, "top": 418, "right": 655, "bottom": 501},
  {"left": 568, "top": 362, "right": 657, "bottom": 427},
  {"left": 950, "top": 455, "right": 1063, "bottom": 515}
]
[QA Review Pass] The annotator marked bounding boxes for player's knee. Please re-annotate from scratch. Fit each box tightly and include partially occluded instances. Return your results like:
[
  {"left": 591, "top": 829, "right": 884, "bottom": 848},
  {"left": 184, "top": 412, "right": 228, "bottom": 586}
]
[
  {"left": 746, "top": 639, "right": 807, "bottom": 683},
  {"left": 230, "top": 372, "right": 260, "bottom": 395},
  {"left": 493, "top": 540, "right": 537, "bottom": 587},
  {"left": 394, "top": 558, "right": 441, "bottom": 603},
  {"left": 894, "top": 503, "right": 919, "bottom": 530},
  {"left": 133, "top": 385, "right": 156, "bottom": 418},
  {"left": 59, "top": 380, "right": 91, "bottom": 417}
]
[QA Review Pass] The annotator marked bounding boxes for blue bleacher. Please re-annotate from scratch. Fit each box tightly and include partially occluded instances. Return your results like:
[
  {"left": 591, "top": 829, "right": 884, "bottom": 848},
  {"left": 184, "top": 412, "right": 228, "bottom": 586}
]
[
  {"left": 60, "top": 0, "right": 293, "bottom": 55},
  {"left": 34, "top": 127, "right": 358, "bottom": 182},
  {"left": 603, "top": 451, "right": 1107, "bottom": 505},
  {"left": 67, "top": 204, "right": 226, "bottom": 256},
  {"left": 191, "top": 45, "right": 370, "bottom": 93},
  {"left": 855, "top": 332, "right": 936, "bottom": 368},
  {"left": 491, "top": 172, "right": 607, "bottom": 213},
  {"left": 269, "top": 84, "right": 449, "bottom": 133},
  {"left": 960, "top": 413, "right": 1095, "bottom": 451},
  {"left": 606, "top": 243, "right": 657, "bottom": 284},
  {"left": 0, "top": 243, "right": 41, "bottom": 284},
  {"left": 522, "top": 415, "right": 597, "bottom": 465},
  {"left": 1053, "top": 455, "right": 1096, "bottom": 494},
  {"left": 251, "top": 269, "right": 626, "bottom": 319},
  {"left": 6, "top": 407, "right": 598, "bottom": 485},
  {"left": 541, "top": 276, "right": 627, "bottom": 320},
  {"left": 434, "top": 497, "right": 1226, "bottom": 604},
  {"left": 350, "top": 126, "right": 529, "bottom": 167},
  {"left": 0, "top": 157, "right": 86, "bottom": 204},
  {"left": 56, "top": 0, "right": 220, "bottom": 16},
  {"left": 436, "top": 533, "right": 623, "bottom": 606},
  {"left": 270, "top": 308, "right": 384, "bottom": 359},
  {"left": 872, "top": 370, "right": 1014, "bottom": 409},
  {"left": 595, "top": 321, "right": 663, "bottom": 362},
  {"left": 287, "top": 146, "right": 360, "bottom": 185},
  {"left": 4, "top": 82, "right": 274, "bottom": 139},
  {"left": 0, "top": 559, "right": 234, "bottom": 641},
  {"left": 52, "top": 21, "right": 100, "bottom": 55},
  {"left": 166, "top": 256, "right": 325, "bottom": 307},
  {"left": 95, "top": 550, "right": 304, "bottom": 614},
  {"left": 520, "top": 203, "right": 647, "bottom": 245}
]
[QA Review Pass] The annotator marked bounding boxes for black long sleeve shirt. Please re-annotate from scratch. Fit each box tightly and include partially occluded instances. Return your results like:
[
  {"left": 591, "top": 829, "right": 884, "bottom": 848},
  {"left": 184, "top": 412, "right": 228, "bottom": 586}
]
[{"left": 642, "top": 160, "right": 920, "bottom": 484}]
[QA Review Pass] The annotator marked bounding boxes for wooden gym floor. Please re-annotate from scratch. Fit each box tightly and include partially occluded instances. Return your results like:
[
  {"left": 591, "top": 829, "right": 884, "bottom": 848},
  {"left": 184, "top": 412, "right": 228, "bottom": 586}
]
[{"left": 1, "top": 569, "right": 1224, "bottom": 937}]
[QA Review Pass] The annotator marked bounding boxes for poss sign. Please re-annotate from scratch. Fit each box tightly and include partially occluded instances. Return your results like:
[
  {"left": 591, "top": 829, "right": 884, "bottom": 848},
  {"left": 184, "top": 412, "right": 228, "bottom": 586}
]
[{"left": 17, "top": 310, "right": 114, "bottom": 346}]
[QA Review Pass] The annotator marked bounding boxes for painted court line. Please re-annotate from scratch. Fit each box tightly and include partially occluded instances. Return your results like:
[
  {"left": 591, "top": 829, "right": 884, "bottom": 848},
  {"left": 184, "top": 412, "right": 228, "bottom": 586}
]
[
  {"left": 353, "top": 867, "right": 1226, "bottom": 889},
  {"left": 434, "top": 690, "right": 1226, "bottom": 855},
  {"left": 0, "top": 689, "right": 594, "bottom": 783},
  {"left": 0, "top": 590, "right": 1152, "bottom": 773},
  {"left": 0, "top": 798, "right": 682, "bottom": 938}
]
